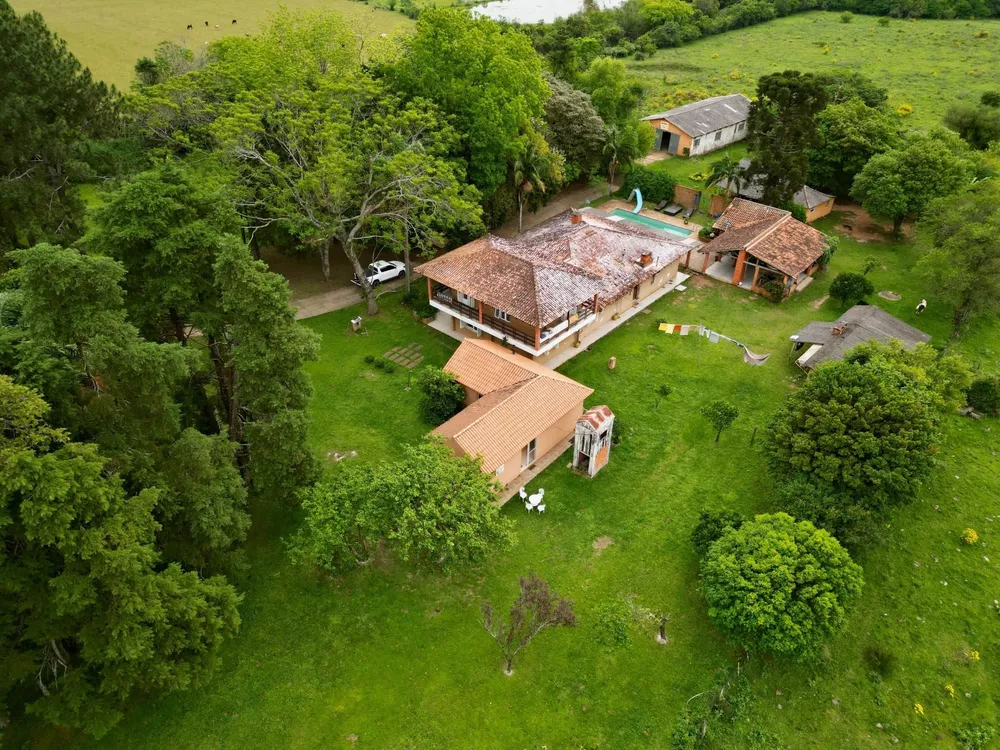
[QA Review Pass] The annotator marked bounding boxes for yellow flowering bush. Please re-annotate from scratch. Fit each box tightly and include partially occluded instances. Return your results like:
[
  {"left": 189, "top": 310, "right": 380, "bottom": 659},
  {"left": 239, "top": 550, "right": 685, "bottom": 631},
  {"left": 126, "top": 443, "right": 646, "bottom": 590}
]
[
  {"left": 965, "top": 648, "right": 981, "bottom": 662},
  {"left": 962, "top": 528, "right": 979, "bottom": 544},
  {"left": 945, "top": 684, "right": 955, "bottom": 697},
  {"left": 915, "top": 703, "right": 925, "bottom": 715},
  {"left": 897, "top": 104, "right": 914, "bottom": 117}
]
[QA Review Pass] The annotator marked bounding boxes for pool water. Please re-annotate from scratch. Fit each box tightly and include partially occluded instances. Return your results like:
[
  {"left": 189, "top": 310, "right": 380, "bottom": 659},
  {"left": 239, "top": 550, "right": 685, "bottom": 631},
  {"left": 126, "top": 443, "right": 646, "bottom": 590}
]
[{"left": 608, "top": 209, "right": 693, "bottom": 238}]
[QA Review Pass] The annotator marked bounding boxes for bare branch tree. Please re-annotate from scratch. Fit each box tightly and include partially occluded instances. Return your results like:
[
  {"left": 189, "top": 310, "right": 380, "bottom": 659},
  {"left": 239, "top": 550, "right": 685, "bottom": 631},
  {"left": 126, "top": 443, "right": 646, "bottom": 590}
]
[{"left": 481, "top": 573, "right": 575, "bottom": 675}]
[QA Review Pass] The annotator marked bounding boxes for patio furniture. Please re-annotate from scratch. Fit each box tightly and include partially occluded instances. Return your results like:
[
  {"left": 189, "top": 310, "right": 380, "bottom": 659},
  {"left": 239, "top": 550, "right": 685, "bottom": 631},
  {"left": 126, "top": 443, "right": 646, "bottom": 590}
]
[
  {"left": 663, "top": 204, "right": 683, "bottom": 216},
  {"left": 682, "top": 206, "right": 695, "bottom": 220},
  {"left": 655, "top": 200, "right": 668, "bottom": 210}
]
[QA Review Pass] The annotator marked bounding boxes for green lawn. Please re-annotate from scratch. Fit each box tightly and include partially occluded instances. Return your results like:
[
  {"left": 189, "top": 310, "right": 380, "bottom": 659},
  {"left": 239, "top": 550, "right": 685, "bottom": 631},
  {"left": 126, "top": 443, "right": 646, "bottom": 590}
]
[
  {"left": 10, "top": 0, "right": 410, "bottom": 89},
  {"left": 629, "top": 11, "right": 1000, "bottom": 129},
  {"left": 32, "top": 215, "right": 997, "bottom": 749}
]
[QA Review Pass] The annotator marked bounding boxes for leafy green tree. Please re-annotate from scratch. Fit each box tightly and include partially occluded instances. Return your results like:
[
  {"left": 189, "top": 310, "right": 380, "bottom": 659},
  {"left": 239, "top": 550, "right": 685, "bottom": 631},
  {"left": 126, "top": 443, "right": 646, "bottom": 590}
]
[
  {"left": 701, "top": 400, "right": 739, "bottom": 442},
  {"left": 807, "top": 98, "right": 901, "bottom": 195},
  {"left": 621, "top": 164, "right": 676, "bottom": 203},
  {"left": 389, "top": 8, "right": 550, "bottom": 200},
  {"left": 819, "top": 71, "right": 889, "bottom": 109},
  {"left": 0, "top": 0, "right": 118, "bottom": 257},
  {"left": 767, "top": 345, "right": 941, "bottom": 512},
  {"left": 705, "top": 153, "right": 746, "bottom": 195},
  {"left": 83, "top": 163, "right": 240, "bottom": 343},
  {"left": 213, "top": 237, "right": 320, "bottom": 498},
  {"left": 967, "top": 376, "right": 1000, "bottom": 415},
  {"left": 157, "top": 428, "right": 250, "bottom": 573},
  {"left": 0, "top": 376, "right": 241, "bottom": 737},
  {"left": 215, "top": 75, "right": 482, "bottom": 312},
  {"left": 580, "top": 57, "right": 644, "bottom": 128},
  {"left": 829, "top": 271, "right": 875, "bottom": 307},
  {"left": 417, "top": 366, "right": 467, "bottom": 423},
  {"left": 851, "top": 130, "right": 973, "bottom": 237},
  {"left": 917, "top": 179, "right": 1000, "bottom": 334},
  {"left": 481, "top": 573, "right": 576, "bottom": 674},
  {"left": 542, "top": 75, "right": 607, "bottom": 181},
  {"left": 700, "top": 513, "right": 863, "bottom": 660},
  {"left": 288, "top": 439, "right": 512, "bottom": 572},
  {"left": 513, "top": 134, "right": 560, "bottom": 233},
  {"left": 690, "top": 509, "right": 744, "bottom": 558},
  {"left": 944, "top": 100, "right": 1000, "bottom": 150},
  {"left": 746, "top": 71, "right": 828, "bottom": 205}
]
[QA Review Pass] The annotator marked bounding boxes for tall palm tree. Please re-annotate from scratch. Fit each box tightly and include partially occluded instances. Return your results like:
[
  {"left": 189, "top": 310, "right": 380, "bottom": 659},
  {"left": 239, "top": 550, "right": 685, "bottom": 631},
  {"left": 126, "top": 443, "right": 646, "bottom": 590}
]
[
  {"left": 513, "top": 140, "right": 550, "bottom": 234},
  {"left": 705, "top": 154, "right": 747, "bottom": 196}
]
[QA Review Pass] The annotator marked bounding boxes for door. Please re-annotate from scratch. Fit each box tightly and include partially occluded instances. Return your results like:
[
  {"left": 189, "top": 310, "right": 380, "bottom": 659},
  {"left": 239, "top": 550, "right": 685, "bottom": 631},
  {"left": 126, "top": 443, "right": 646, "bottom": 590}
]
[
  {"left": 521, "top": 438, "right": 537, "bottom": 469},
  {"left": 666, "top": 132, "right": 679, "bottom": 155}
]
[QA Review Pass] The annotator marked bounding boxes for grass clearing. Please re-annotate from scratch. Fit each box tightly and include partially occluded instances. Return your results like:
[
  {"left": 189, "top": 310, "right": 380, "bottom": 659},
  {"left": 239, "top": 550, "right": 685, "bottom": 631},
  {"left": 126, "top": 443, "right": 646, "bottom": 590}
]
[
  {"left": 10, "top": 0, "right": 410, "bottom": 89},
  {"left": 629, "top": 11, "right": 1000, "bottom": 128},
  {"left": 27, "top": 213, "right": 996, "bottom": 749}
]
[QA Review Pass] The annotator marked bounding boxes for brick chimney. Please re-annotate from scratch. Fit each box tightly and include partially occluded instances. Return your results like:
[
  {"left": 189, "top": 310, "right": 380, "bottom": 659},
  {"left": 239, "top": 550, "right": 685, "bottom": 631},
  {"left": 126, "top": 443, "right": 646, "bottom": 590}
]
[
  {"left": 570, "top": 210, "right": 582, "bottom": 225},
  {"left": 639, "top": 251, "right": 653, "bottom": 267},
  {"left": 831, "top": 323, "right": 847, "bottom": 336}
]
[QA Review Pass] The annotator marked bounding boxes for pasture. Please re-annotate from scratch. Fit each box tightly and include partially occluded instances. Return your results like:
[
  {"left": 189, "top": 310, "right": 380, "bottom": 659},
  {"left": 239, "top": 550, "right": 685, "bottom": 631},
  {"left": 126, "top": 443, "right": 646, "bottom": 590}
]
[
  {"left": 23, "top": 210, "right": 997, "bottom": 749},
  {"left": 629, "top": 11, "right": 1000, "bottom": 128},
  {"left": 10, "top": 0, "right": 409, "bottom": 88}
]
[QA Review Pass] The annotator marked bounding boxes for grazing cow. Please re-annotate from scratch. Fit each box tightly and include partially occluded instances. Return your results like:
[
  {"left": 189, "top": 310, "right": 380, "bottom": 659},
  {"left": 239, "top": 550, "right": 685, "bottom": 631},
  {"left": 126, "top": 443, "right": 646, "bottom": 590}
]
[
  {"left": 214, "top": 24, "right": 220, "bottom": 29},
  {"left": 916, "top": 298, "right": 927, "bottom": 315},
  {"left": 232, "top": 19, "right": 237, "bottom": 24},
  {"left": 187, "top": 24, "right": 193, "bottom": 30},
  {"left": 204, "top": 21, "right": 208, "bottom": 26}
]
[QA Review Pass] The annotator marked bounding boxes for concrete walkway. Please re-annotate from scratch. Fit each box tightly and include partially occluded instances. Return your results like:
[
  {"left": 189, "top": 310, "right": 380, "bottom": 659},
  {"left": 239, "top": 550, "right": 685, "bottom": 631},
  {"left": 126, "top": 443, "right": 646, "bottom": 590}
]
[
  {"left": 293, "top": 278, "right": 407, "bottom": 320},
  {"left": 499, "top": 439, "right": 574, "bottom": 505}
]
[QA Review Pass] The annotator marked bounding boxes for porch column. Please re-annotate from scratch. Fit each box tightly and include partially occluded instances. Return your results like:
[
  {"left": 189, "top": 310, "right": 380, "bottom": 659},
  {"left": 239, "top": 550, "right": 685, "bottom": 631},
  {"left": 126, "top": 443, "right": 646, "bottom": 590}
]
[
  {"left": 593, "top": 293, "right": 600, "bottom": 314},
  {"left": 684, "top": 250, "right": 691, "bottom": 269},
  {"left": 702, "top": 252, "right": 710, "bottom": 273},
  {"left": 732, "top": 249, "right": 748, "bottom": 286},
  {"left": 751, "top": 264, "right": 761, "bottom": 292},
  {"left": 534, "top": 327, "right": 541, "bottom": 351},
  {"left": 426, "top": 276, "right": 432, "bottom": 303},
  {"left": 478, "top": 300, "right": 484, "bottom": 324}
]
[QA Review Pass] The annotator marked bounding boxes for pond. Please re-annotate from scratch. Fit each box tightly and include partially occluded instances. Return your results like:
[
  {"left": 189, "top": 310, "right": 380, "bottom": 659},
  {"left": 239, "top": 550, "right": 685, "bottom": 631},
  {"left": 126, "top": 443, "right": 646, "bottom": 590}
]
[{"left": 472, "top": 0, "right": 626, "bottom": 24}]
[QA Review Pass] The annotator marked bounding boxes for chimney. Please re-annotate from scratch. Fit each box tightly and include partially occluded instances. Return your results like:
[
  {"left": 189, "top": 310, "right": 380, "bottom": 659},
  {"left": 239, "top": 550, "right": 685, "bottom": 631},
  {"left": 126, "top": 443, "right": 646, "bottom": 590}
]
[
  {"left": 831, "top": 323, "right": 846, "bottom": 336},
  {"left": 570, "top": 210, "right": 582, "bottom": 225},
  {"left": 639, "top": 251, "right": 653, "bottom": 267}
]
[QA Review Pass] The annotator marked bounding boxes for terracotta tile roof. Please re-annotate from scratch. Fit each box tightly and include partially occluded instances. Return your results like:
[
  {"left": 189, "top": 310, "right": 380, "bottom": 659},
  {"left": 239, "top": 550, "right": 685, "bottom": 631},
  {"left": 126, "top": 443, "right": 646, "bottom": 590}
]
[
  {"left": 433, "top": 339, "right": 593, "bottom": 472},
  {"left": 416, "top": 210, "right": 689, "bottom": 328},
  {"left": 706, "top": 199, "right": 828, "bottom": 277},
  {"left": 578, "top": 405, "right": 613, "bottom": 431}
]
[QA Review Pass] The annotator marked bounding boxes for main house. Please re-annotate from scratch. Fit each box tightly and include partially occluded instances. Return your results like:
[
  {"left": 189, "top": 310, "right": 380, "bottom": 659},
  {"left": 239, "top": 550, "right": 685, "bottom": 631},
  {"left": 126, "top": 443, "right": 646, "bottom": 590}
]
[
  {"left": 699, "top": 198, "right": 829, "bottom": 297},
  {"left": 790, "top": 305, "right": 931, "bottom": 370},
  {"left": 433, "top": 339, "right": 593, "bottom": 495},
  {"left": 642, "top": 94, "right": 751, "bottom": 157},
  {"left": 416, "top": 210, "right": 691, "bottom": 364},
  {"left": 717, "top": 158, "right": 835, "bottom": 223}
]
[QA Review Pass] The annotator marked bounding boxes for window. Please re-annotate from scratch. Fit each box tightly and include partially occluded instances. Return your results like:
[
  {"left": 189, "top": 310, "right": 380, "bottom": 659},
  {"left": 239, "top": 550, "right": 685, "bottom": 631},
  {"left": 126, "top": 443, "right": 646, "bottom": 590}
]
[
  {"left": 521, "top": 438, "right": 537, "bottom": 468},
  {"left": 495, "top": 464, "right": 504, "bottom": 477},
  {"left": 714, "top": 131, "right": 722, "bottom": 142},
  {"left": 737, "top": 122, "right": 745, "bottom": 132},
  {"left": 457, "top": 291, "right": 474, "bottom": 306},
  {"left": 693, "top": 138, "right": 701, "bottom": 148},
  {"left": 494, "top": 308, "right": 511, "bottom": 322}
]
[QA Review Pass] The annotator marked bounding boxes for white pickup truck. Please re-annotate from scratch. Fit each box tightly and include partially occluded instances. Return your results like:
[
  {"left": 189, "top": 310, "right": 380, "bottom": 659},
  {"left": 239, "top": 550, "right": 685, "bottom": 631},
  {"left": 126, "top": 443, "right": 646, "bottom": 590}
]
[{"left": 352, "top": 260, "right": 406, "bottom": 287}]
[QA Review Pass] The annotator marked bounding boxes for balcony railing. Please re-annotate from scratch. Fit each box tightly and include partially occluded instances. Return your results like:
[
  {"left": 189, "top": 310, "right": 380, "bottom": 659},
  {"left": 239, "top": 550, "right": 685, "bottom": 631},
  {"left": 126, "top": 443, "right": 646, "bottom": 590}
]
[{"left": 431, "top": 285, "right": 597, "bottom": 353}]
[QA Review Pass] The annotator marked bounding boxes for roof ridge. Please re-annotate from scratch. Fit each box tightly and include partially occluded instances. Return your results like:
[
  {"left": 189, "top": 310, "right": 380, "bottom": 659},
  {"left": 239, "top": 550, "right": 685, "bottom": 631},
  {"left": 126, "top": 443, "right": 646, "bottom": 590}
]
[
  {"left": 745, "top": 214, "right": 792, "bottom": 252},
  {"left": 448, "top": 378, "right": 536, "bottom": 438}
]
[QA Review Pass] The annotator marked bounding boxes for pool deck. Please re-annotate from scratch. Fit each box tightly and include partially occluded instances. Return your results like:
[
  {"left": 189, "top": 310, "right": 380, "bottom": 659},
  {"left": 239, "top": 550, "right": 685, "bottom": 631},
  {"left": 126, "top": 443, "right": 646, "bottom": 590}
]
[{"left": 600, "top": 199, "right": 703, "bottom": 234}]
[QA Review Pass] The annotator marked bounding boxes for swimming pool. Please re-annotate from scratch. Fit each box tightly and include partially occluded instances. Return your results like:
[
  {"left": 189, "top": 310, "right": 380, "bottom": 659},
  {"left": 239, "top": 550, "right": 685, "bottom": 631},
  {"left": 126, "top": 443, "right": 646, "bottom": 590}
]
[{"left": 608, "top": 209, "right": 693, "bottom": 238}]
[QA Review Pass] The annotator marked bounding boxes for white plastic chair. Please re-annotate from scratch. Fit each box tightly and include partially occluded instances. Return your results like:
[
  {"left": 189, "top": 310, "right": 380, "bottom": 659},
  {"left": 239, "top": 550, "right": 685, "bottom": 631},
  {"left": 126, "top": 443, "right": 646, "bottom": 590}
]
[{"left": 537, "top": 505, "right": 545, "bottom": 513}]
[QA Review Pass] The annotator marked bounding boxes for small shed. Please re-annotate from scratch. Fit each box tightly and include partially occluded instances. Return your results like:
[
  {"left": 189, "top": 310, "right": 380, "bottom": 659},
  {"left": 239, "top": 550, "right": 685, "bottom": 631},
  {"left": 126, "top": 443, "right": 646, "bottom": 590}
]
[{"left": 572, "top": 405, "right": 615, "bottom": 478}]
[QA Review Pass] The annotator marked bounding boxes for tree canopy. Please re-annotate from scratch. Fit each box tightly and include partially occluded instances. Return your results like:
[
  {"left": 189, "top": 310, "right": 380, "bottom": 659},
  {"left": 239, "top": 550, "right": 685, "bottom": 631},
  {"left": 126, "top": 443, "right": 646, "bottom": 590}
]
[
  {"left": 700, "top": 513, "right": 863, "bottom": 660},
  {"left": 807, "top": 98, "right": 901, "bottom": 196}
]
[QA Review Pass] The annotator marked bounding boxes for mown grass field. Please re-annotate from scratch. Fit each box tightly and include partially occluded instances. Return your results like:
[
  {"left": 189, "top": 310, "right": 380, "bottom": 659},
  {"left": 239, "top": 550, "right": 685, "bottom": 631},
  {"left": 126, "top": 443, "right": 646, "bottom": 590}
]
[
  {"left": 629, "top": 11, "right": 1000, "bottom": 128},
  {"left": 26, "top": 211, "right": 995, "bottom": 750},
  {"left": 10, "top": 0, "right": 409, "bottom": 89}
]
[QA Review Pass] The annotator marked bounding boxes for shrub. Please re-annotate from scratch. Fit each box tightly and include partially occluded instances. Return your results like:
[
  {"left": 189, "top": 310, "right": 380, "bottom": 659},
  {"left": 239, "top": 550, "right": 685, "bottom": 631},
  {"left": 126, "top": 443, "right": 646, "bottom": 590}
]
[
  {"left": 829, "top": 271, "right": 875, "bottom": 307},
  {"left": 956, "top": 724, "right": 997, "bottom": 750},
  {"left": 700, "top": 400, "right": 739, "bottom": 442},
  {"left": 967, "top": 375, "right": 1000, "bottom": 415},
  {"left": 962, "top": 528, "right": 980, "bottom": 544},
  {"left": 593, "top": 598, "right": 633, "bottom": 649},
  {"left": 758, "top": 275, "right": 786, "bottom": 301},
  {"left": 841, "top": 11, "right": 854, "bottom": 21},
  {"left": 364, "top": 354, "right": 375, "bottom": 364},
  {"left": 701, "top": 513, "right": 864, "bottom": 659},
  {"left": 384, "top": 361, "right": 396, "bottom": 374},
  {"left": 373, "top": 356, "right": 386, "bottom": 369},
  {"left": 621, "top": 165, "right": 677, "bottom": 204},
  {"left": 878, "top": 15, "right": 890, "bottom": 25},
  {"left": 698, "top": 226, "right": 716, "bottom": 240},
  {"left": 897, "top": 103, "right": 914, "bottom": 116},
  {"left": 416, "top": 366, "right": 466, "bottom": 423},
  {"left": 863, "top": 646, "right": 898, "bottom": 679},
  {"left": 691, "top": 509, "right": 744, "bottom": 558}
]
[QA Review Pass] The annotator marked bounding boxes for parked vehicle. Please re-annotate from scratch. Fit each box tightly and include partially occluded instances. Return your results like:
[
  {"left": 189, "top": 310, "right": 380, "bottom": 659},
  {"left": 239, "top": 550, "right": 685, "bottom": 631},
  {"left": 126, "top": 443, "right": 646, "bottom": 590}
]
[{"left": 352, "top": 260, "right": 406, "bottom": 286}]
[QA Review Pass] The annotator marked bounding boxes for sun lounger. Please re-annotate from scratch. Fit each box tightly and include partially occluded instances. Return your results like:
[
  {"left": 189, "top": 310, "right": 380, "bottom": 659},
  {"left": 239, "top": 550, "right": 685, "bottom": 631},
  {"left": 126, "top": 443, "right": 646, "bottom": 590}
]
[
  {"left": 655, "top": 200, "right": 668, "bottom": 211},
  {"left": 682, "top": 206, "right": 695, "bottom": 220},
  {"left": 663, "top": 204, "right": 683, "bottom": 216}
]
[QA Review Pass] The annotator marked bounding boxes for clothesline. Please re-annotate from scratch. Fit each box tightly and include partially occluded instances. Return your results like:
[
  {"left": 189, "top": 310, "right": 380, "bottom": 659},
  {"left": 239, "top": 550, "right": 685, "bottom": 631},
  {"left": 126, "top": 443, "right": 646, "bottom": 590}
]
[{"left": 657, "top": 323, "right": 770, "bottom": 366}]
